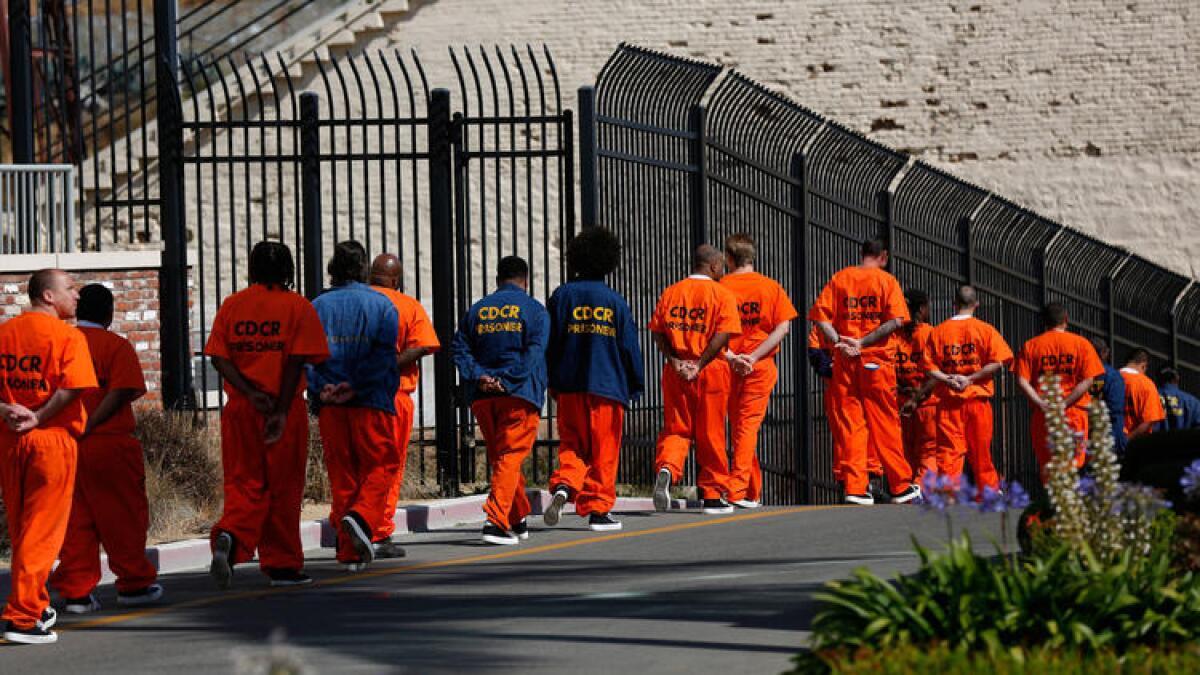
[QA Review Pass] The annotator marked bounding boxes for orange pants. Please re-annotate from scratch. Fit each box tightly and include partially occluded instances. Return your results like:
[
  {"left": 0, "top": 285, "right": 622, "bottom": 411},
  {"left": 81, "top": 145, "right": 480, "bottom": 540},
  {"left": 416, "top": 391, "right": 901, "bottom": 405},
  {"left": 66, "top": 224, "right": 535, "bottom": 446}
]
[
  {"left": 826, "top": 382, "right": 880, "bottom": 483},
  {"left": 212, "top": 396, "right": 310, "bottom": 571},
  {"left": 1, "top": 428, "right": 76, "bottom": 629},
  {"left": 828, "top": 353, "right": 912, "bottom": 496},
  {"left": 1031, "top": 407, "right": 1089, "bottom": 476},
  {"left": 320, "top": 405, "right": 399, "bottom": 563},
  {"left": 902, "top": 403, "right": 938, "bottom": 483},
  {"left": 655, "top": 360, "right": 732, "bottom": 500},
  {"left": 377, "top": 391, "right": 415, "bottom": 539},
  {"left": 550, "top": 393, "right": 624, "bottom": 517},
  {"left": 51, "top": 434, "right": 156, "bottom": 598},
  {"left": 473, "top": 397, "right": 539, "bottom": 530},
  {"left": 936, "top": 397, "right": 1000, "bottom": 489},
  {"left": 728, "top": 358, "right": 778, "bottom": 502}
]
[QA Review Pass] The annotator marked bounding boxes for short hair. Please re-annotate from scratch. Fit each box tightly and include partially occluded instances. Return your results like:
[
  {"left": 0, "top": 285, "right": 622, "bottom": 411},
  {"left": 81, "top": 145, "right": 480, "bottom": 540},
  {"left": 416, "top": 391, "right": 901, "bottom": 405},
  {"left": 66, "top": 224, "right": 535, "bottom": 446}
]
[
  {"left": 77, "top": 284, "right": 114, "bottom": 325},
  {"left": 27, "top": 269, "right": 60, "bottom": 305},
  {"left": 1090, "top": 337, "right": 1111, "bottom": 360},
  {"left": 1042, "top": 302, "right": 1069, "bottom": 329},
  {"left": 328, "top": 240, "right": 369, "bottom": 285},
  {"left": 1125, "top": 348, "right": 1150, "bottom": 366},
  {"left": 248, "top": 241, "right": 295, "bottom": 289},
  {"left": 954, "top": 285, "right": 979, "bottom": 310},
  {"left": 567, "top": 227, "right": 621, "bottom": 280},
  {"left": 691, "top": 244, "right": 722, "bottom": 270},
  {"left": 724, "top": 233, "right": 756, "bottom": 268},
  {"left": 1158, "top": 367, "right": 1181, "bottom": 385},
  {"left": 904, "top": 289, "right": 929, "bottom": 315},
  {"left": 497, "top": 255, "right": 529, "bottom": 283},
  {"left": 861, "top": 238, "right": 888, "bottom": 258}
]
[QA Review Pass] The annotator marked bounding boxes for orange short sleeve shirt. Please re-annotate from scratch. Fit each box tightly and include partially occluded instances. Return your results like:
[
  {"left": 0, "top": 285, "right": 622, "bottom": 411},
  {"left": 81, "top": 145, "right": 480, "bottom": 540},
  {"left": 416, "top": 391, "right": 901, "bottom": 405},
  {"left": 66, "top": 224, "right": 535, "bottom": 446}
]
[
  {"left": 1121, "top": 369, "right": 1166, "bottom": 435},
  {"left": 0, "top": 312, "right": 97, "bottom": 436},
  {"left": 372, "top": 285, "right": 441, "bottom": 393},
  {"left": 807, "top": 266, "right": 909, "bottom": 360},
  {"left": 649, "top": 277, "right": 742, "bottom": 360},
  {"left": 927, "top": 316, "right": 1013, "bottom": 399},
  {"left": 720, "top": 271, "right": 798, "bottom": 358},
  {"left": 79, "top": 326, "right": 146, "bottom": 436},
  {"left": 1014, "top": 330, "right": 1105, "bottom": 409}
]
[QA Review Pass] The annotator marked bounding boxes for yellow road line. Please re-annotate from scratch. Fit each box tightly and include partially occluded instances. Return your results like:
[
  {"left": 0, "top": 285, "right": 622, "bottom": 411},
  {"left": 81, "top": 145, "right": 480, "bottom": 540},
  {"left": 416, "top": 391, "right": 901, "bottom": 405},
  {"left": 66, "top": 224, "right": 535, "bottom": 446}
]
[{"left": 64, "top": 505, "right": 835, "bottom": 632}]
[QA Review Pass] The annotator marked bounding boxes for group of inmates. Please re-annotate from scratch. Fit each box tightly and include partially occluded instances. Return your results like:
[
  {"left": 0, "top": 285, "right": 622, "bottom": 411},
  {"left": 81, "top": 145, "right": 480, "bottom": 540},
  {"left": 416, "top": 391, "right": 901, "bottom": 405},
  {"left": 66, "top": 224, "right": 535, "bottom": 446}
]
[{"left": 2, "top": 229, "right": 1197, "bottom": 645}]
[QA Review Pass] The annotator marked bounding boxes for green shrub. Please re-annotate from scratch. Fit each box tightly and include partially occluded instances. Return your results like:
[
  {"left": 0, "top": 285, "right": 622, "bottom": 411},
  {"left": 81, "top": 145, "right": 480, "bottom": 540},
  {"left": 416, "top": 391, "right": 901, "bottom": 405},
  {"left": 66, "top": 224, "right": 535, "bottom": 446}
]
[{"left": 788, "top": 643, "right": 1200, "bottom": 675}]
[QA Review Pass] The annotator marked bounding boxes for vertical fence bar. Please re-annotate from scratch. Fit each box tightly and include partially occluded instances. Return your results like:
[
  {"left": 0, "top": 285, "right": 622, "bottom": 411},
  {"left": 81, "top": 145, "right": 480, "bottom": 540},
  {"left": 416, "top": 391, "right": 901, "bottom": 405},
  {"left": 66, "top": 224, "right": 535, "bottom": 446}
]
[
  {"left": 9, "top": 0, "right": 34, "bottom": 167},
  {"left": 428, "top": 87, "right": 459, "bottom": 496},
  {"left": 300, "top": 93, "right": 323, "bottom": 300},
  {"left": 562, "top": 108, "right": 576, "bottom": 240},
  {"left": 1105, "top": 274, "right": 1117, "bottom": 359},
  {"left": 960, "top": 216, "right": 976, "bottom": 287},
  {"left": 687, "top": 104, "right": 707, "bottom": 250},
  {"left": 578, "top": 86, "right": 598, "bottom": 229},
  {"left": 791, "top": 152, "right": 812, "bottom": 504}
]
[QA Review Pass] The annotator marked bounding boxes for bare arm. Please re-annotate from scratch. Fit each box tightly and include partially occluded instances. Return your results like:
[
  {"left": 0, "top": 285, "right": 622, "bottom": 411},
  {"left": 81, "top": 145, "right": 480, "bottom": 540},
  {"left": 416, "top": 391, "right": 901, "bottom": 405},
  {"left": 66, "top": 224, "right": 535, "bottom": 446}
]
[
  {"left": 816, "top": 321, "right": 839, "bottom": 345},
  {"left": 211, "top": 355, "right": 275, "bottom": 414},
  {"left": 1016, "top": 376, "right": 1047, "bottom": 411},
  {"left": 698, "top": 333, "right": 733, "bottom": 371},
  {"left": 1063, "top": 376, "right": 1094, "bottom": 409},
  {"left": 83, "top": 389, "right": 143, "bottom": 436},
  {"left": 746, "top": 320, "right": 792, "bottom": 362},
  {"left": 397, "top": 346, "right": 433, "bottom": 369},
  {"left": 858, "top": 318, "right": 904, "bottom": 349},
  {"left": 1129, "top": 420, "right": 1156, "bottom": 440},
  {"left": 263, "top": 356, "right": 307, "bottom": 444},
  {"left": 966, "top": 361, "right": 1004, "bottom": 385},
  {"left": 33, "top": 389, "right": 85, "bottom": 428}
]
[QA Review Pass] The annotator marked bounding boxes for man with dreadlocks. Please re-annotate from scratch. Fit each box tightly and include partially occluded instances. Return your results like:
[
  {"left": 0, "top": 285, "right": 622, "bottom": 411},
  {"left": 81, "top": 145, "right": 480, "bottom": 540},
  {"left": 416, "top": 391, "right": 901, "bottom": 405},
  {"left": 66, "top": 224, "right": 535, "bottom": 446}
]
[
  {"left": 542, "top": 227, "right": 644, "bottom": 532},
  {"left": 205, "top": 241, "right": 329, "bottom": 589},
  {"left": 896, "top": 289, "right": 938, "bottom": 482}
]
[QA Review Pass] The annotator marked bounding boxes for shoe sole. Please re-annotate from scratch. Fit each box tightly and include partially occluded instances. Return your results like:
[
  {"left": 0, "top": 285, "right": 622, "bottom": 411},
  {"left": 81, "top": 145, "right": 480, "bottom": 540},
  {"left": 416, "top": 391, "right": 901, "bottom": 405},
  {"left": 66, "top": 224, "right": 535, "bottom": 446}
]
[
  {"left": 481, "top": 533, "right": 519, "bottom": 546},
  {"left": 589, "top": 522, "right": 623, "bottom": 532},
  {"left": 702, "top": 506, "right": 735, "bottom": 514},
  {"left": 269, "top": 578, "right": 314, "bottom": 587},
  {"left": 64, "top": 604, "right": 99, "bottom": 615},
  {"left": 341, "top": 516, "right": 375, "bottom": 564},
  {"left": 343, "top": 563, "right": 368, "bottom": 573},
  {"left": 653, "top": 471, "right": 672, "bottom": 512},
  {"left": 732, "top": 501, "right": 761, "bottom": 509},
  {"left": 210, "top": 535, "right": 233, "bottom": 590},
  {"left": 3, "top": 631, "right": 57, "bottom": 645},
  {"left": 39, "top": 609, "right": 57, "bottom": 630},
  {"left": 514, "top": 531, "right": 530, "bottom": 541},
  {"left": 373, "top": 545, "right": 408, "bottom": 560},
  {"left": 117, "top": 586, "right": 164, "bottom": 607},
  {"left": 892, "top": 489, "right": 922, "bottom": 505},
  {"left": 844, "top": 497, "right": 875, "bottom": 506},
  {"left": 543, "top": 492, "right": 568, "bottom": 527}
]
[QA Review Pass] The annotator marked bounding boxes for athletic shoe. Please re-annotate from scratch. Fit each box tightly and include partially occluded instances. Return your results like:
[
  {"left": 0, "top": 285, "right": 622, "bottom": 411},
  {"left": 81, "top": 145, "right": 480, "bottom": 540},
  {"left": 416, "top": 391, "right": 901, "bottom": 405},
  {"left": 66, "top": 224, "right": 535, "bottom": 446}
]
[
  {"left": 117, "top": 584, "right": 163, "bottom": 607},
  {"left": 845, "top": 493, "right": 875, "bottom": 505},
  {"left": 39, "top": 608, "right": 57, "bottom": 630},
  {"left": 543, "top": 487, "right": 569, "bottom": 527},
  {"left": 868, "top": 475, "right": 886, "bottom": 502},
  {"left": 588, "top": 513, "right": 622, "bottom": 532},
  {"left": 372, "top": 539, "right": 407, "bottom": 559},
  {"left": 732, "top": 499, "right": 761, "bottom": 509},
  {"left": 210, "top": 531, "right": 234, "bottom": 590},
  {"left": 891, "top": 484, "right": 922, "bottom": 504},
  {"left": 3, "top": 622, "right": 56, "bottom": 645},
  {"left": 511, "top": 519, "right": 530, "bottom": 541},
  {"left": 702, "top": 498, "right": 734, "bottom": 515},
  {"left": 652, "top": 468, "right": 672, "bottom": 512},
  {"left": 481, "top": 522, "right": 519, "bottom": 546},
  {"left": 340, "top": 513, "right": 375, "bottom": 564},
  {"left": 63, "top": 595, "right": 101, "bottom": 615},
  {"left": 267, "top": 570, "right": 313, "bottom": 587},
  {"left": 342, "top": 562, "right": 368, "bottom": 573}
]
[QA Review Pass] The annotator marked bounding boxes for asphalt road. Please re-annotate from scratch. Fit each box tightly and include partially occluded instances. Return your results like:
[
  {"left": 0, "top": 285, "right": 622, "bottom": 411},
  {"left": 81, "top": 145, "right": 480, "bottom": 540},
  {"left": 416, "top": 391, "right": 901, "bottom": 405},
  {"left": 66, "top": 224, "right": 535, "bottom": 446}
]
[{"left": 3, "top": 505, "right": 1005, "bottom": 674}]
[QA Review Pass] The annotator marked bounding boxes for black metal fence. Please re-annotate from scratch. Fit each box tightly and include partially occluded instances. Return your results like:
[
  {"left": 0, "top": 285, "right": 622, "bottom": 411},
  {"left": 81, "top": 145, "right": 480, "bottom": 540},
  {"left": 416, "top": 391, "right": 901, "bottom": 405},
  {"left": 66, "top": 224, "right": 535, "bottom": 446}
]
[{"left": 580, "top": 44, "right": 1200, "bottom": 504}]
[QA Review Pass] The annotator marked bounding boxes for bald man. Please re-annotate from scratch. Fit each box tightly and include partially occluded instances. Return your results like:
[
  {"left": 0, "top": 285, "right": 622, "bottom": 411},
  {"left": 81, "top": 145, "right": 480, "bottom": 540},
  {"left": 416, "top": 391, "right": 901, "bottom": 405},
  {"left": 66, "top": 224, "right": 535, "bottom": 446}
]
[{"left": 369, "top": 254, "right": 439, "bottom": 556}]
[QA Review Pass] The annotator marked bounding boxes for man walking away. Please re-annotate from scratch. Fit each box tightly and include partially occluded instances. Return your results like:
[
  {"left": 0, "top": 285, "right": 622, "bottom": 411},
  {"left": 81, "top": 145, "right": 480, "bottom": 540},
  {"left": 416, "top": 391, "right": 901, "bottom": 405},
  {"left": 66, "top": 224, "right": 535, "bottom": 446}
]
[
  {"left": 1088, "top": 337, "right": 1128, "bottom": 453},
  {"left": 896, "top": 289, "right": 938, "bottom": 483},
  {"left": 1156, "top": 368, "right": 1200, "bottom": 431},
  {"left": 1120, "top": 349, "right": 1165, "bottom": 441}
]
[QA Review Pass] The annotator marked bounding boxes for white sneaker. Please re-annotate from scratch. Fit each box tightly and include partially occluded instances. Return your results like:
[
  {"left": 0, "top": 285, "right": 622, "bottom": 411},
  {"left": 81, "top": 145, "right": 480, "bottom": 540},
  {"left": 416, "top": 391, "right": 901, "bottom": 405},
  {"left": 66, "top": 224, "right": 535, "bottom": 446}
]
[
  {"left": 702, "top": 498, "right": 735, "bottom": 514},
  {"left": 63, "top": 595, "right": 102, "bottom": 614},
  {"left": 891, "top": 484, "right": 922, "bottom": 504},
  {"left": 844, "top": 493, "right": 875, "bottom": 505},
  {"left": 210, "top": 531, "right": 234, "bottom": 590},
  {"left": 543, "top": 488, "right": 569, "bottom": 527},
  {"left": 343, "top": 562, "right": 369, "bottom": 573},
  {"left": 652, "top": 469, "right": 672, "bottom": 512},
  {"left": 732, "top": 499, "right": 760, "bottom": 509},
  {"left": 481, "top": 522, "right": 519, "bottom": 545},
  {"left": 3, "top": 624, "right": 56, "bottom": 645}
]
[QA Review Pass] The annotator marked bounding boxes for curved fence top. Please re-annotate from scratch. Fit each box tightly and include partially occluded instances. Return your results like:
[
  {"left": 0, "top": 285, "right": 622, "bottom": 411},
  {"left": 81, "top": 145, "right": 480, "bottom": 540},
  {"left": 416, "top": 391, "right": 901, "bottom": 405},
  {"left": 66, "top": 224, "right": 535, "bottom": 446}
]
[
  {"left": 704, "top": 71, "right": 824, "bottom": 172},
  {"left": 1113, "top": 255, "right": 1192, "bottom": 326},
  {"left": 971, "top": 197, "right": 1060, "bottom": 277},
  {"left": 892, "top": 161, "right": 989, "bottom": 246},
  {"left": 594, "top": 43, "right": 721, "bottom": 130}
]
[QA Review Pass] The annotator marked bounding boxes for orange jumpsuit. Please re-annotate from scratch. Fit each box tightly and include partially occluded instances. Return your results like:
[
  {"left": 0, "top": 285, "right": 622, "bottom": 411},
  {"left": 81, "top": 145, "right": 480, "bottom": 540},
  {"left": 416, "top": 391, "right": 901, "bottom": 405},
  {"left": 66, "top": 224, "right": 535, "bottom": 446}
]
[
  {"left": 371, "top": 286, "right": 440, "bottom": 540},
  {"left": 0, "top": 312, "right": 96, "bottom": 630},
  {"left": 1014, "top": 329, "right": 1104, "bottom": 472},
  {"left": 895, "top": 323, "right": 938, "bottom": 481},
  {"left": 50, "top": 325, "right": 157, "bottom": 600},
  {"left": 807, "top": 266, "right": 913, "bottom": 496},
  {"left": 1121, "top": 368, "right": 1166, "bottom": 438},
  {"left": 721, "top": 271, "right": 798, "bottom": 503},
  {"left": 204, "top": 284, "right": 330, "bottom": 573},
  {"left": 650, "top": 275, "right": 742, "bottom": 500},
  {"left": 927, "top": 315, "right": 1013, "bottom": 489}
]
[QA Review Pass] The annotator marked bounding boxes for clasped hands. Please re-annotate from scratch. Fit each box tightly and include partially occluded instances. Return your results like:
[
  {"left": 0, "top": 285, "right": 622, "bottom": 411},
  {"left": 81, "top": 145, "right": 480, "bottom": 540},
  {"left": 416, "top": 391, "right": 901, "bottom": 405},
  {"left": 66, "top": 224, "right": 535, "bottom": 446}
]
[
  {"left": 477, "top": 375, "right": 507, "bottom": 394},
  {"left": 2, "top": 403, "right": 38, "bottom": 434},
  {"left": 724, "top": 351, "right": 757, "bottom": 376}
]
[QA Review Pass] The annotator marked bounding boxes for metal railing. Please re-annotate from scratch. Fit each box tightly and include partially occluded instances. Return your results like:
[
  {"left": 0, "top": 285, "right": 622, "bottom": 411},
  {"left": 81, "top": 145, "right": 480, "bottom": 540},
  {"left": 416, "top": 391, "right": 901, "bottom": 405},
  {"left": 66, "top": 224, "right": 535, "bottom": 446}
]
[{"left": 0, "top": 164, "right": 76, "bottom": 254}]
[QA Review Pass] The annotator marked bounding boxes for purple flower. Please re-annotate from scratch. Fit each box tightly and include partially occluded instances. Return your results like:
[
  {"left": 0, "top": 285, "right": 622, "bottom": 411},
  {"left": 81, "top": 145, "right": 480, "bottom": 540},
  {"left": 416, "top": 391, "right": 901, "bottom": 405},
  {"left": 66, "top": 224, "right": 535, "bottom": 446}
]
[
  {"left": 1006, "top": 481, "right": 1031, "bottom": 511},
  {"left": 1077, "top": 476, "right": 1097, "bottom": 497},
  {"left": 920, "top": 472, "right": 961, "bottom": 512},
  {"left": 955, "top": 476, "right": 978, "bottom": 506},
  {"left": 1182, "top": 460, "right": 1200, "bottom": 502}
]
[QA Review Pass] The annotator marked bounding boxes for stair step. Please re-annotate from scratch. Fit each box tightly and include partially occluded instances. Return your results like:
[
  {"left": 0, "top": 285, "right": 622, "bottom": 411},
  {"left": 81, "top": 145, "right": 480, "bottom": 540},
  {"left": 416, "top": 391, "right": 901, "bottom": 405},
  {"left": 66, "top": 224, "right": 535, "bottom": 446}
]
[
  {"left": 378, "top": 0, "right": 409, "bottom": 18},
  {"left": 326, "top": 29, "right": 358, "bottom": 48},
  {"left": 349, "top": 11, "right": 385, "bottom": 32}
]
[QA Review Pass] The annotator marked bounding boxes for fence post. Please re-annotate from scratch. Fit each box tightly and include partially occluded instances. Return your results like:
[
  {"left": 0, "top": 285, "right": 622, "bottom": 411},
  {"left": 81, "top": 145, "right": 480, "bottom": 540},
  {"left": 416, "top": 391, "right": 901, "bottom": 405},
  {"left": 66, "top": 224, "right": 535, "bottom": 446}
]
[
  {"left": 1038, "top": 249, "right": 1050, "bottom": 308},
  {"left": 959, "top": 216, "right": 976, "bottom": 286},
  {"left": 687, "top": 104, "right": 708, "bottom": 251},
  {"left": 880, "top": 189, "right": 896, "bottom": 261},
  {"left": 562, "top": 108, "right": 577, "bottom": 240},
  {"left": 8, "top": 0, "right": 33, "bottom": 164},
  {"left": 428, "top": 88, "right": 460, "bottom": 497},
  {"left": 1104, "top": 273, "right": 1117, "bottom": 360},
  {"left": 790, "top": 152, "right": 812, "bottom": 505},
  {"left": 299, "top": 93, "right": 323, "bottom": 300},
  {"left": 154, "top": 0, "right": 194, "bottom": 410},
  {"left": 577, "top": 85, "right": 597, "bottom": 229}
]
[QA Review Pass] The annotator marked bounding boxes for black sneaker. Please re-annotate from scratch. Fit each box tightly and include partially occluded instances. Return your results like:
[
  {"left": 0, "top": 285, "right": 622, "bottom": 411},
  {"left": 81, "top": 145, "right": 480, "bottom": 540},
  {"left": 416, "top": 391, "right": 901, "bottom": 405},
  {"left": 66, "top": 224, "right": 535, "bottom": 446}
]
[
  {"left": 3, "top": 622, "right": 56, "bottom": 645},
  {"left": 868, "top": 475, "right": 886, "bottom": 502},
  {"left": 702, "top": 498, "right": 734, "bottom": 515},
  {"left": 117, "top": 584, "right": 164, "bottom": 607},
  {"left": 543, "top": 487, "right": 569, "bottom": 527},
  {"left": 63, "top": 595, "right": 101, "bottom": 615},
  {"left": 373, "top": 538, "right": 407, "bottom": 559},
  {"left": 210, "top": 531, "right": 234, "bottom": 590},
  {"left": 588, "top": 513, "right": 622, "bottom": 532},
  {"left": 266, "top": 569, "right": 313, "bottom": 587},
  {"left": 511, "top": 519, "right": 530, "bottom": 541},
  {"left": 340, "top": 512, "right": 375, "bottom": 564},
  {"left": 481, "top": 522, "right": 518, "bottom": 546},
  {"left": 39, "top": 608, "right": 57, "bottom": 630},
  {"left": 653, "top": 468, "right": 672, "bottom": 512},
  {"left": 845, "top": 493, "right": 875, "bottom": 505},
  {"left": 891, "top": 484, "right": 922, "bottom": 504}
]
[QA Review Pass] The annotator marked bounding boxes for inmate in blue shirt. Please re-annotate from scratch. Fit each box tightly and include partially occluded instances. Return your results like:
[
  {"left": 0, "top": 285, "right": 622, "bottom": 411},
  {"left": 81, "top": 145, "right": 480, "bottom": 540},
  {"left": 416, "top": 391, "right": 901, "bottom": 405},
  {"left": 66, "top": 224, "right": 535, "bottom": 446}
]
[
  {"left": 307, "top": 281, "right": 399, "bottom": 414},
  {"left": 452, "top": 282, "right": 550, "bottom": 409},
  {"left": 546, "top": 279, "right": 644, "bottom": 406},
  {"left": 1156, "top": 383, "right": 1200, "bottom": 431},
  {"left": 1092, "top": 363, "right": 1127, "bottom": 453}
]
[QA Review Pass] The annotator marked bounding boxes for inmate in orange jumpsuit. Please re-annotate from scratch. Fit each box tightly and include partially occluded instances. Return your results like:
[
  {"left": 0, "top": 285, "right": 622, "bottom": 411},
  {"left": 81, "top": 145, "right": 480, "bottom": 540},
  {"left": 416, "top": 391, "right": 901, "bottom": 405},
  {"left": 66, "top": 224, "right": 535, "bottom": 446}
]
[
  {"left": 721, "top": 271, "right": 797, "bottom": 503},
  {"left": 50, "top": 324, "right": 157, "bottom": 600},
  {"left": 807, "top": 266, "right": 913, "bottom": 497},
  {"left": 1121, "top": 368, "right": 1166, "bottom": 437},
  {"left": 808, "top": 326, "right": 880, "bottom": 482},
  {"left": 1014, "top": 329, "right": 1104, "bottom": 471},
  {"left": 650, "top": 275, "right": 742, "bottom": 500},
  {"left": 0, "top": 312, "right": 96, "bottom": 630},
  {"left": 205, "top": 284, "right": 329, "bottom": 573},
  {"left": 926, "top": 315, "right": 1013, "bottom": 489},
  {"left": 895, "top": 322, "right": 938, "bottom": 481},
  {"left": 371, "top": 286, "right": 440, "bottom": 540}
]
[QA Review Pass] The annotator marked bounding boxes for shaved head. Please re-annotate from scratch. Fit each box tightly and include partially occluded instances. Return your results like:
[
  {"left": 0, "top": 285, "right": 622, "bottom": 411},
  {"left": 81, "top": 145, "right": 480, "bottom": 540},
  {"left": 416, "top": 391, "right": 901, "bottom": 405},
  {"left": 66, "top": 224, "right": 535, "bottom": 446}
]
[
  {"left": 954, "top": 285, "right": 979, "bottom": 311},
  {"left": 370, "top": 253, "right": 402, "bottom": 290},
  {"left": 691, "top": 244, "right": 726, "bottom": 280},
  {"left": 27, "top": 268, "right": 79, "bottom": 319}
]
